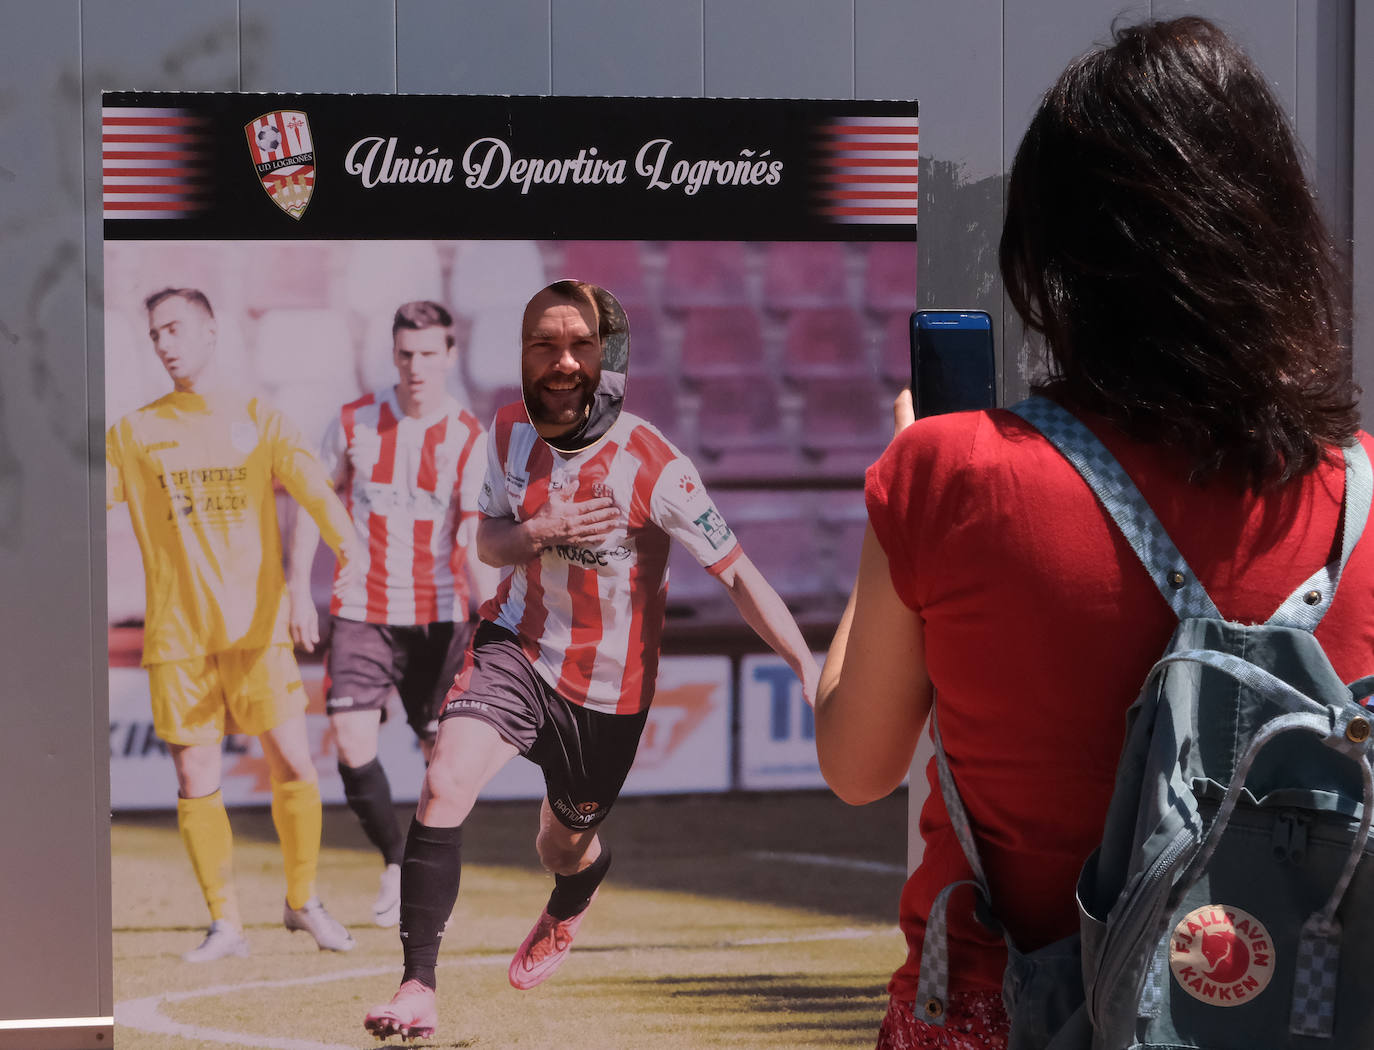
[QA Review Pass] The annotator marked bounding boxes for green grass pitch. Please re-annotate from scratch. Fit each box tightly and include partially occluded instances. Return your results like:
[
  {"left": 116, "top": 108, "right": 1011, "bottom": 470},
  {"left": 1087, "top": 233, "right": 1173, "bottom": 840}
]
[{"left": 114, "top": 790, "right": 909, "bottom": 1049}]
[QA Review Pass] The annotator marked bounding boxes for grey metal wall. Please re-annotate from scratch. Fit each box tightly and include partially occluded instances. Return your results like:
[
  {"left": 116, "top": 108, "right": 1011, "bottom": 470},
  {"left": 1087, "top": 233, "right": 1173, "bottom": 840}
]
[{"left": 0, "top": 0, "right": 1367, "bottom": 1031}]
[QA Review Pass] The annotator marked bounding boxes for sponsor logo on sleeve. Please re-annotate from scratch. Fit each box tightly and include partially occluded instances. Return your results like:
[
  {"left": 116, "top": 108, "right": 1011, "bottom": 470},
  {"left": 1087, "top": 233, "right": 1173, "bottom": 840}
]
[{"left": 692, "top": 506, "right": 733, "bottom": 550}]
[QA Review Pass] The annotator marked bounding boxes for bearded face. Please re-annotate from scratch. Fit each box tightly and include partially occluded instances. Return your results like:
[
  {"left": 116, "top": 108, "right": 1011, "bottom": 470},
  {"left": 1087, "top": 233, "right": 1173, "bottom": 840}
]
[{"left": 520, "top": 292, "right": 602, "bottom": 436}]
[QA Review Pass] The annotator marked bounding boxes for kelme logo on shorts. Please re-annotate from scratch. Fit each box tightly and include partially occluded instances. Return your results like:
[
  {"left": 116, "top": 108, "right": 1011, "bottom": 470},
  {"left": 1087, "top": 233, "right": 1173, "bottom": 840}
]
[{"left": 1169, "top": 904, "right": 1275, "bottom": 1006}]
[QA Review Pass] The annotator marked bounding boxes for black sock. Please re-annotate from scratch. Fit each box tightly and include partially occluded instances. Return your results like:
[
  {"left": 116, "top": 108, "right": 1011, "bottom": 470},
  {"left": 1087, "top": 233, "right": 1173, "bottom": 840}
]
[
  {"left": 399, "top": 818, "right": 463, "bottom": 990},
  {"left": 547, "top": 845, "right": 612, "bottom": 920},
  {"left": 339, "top": 758, "right": 404, "bottom": 866}
]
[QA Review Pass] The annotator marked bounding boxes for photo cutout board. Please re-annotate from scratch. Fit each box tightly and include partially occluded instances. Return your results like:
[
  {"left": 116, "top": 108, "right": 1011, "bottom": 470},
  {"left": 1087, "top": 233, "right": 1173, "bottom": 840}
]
[
  {"left": 103, "top": 93, "right": 918, "bottom": 810},
  {"left": 103, "top": 88, "right": 916, "bottom": 1050}
]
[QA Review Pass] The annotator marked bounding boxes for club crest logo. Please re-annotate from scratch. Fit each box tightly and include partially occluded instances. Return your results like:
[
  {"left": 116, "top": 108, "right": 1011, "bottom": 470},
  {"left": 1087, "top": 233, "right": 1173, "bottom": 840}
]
[
  {"left": 244, "top": 111, "right": 315, "bottom": 220},
  {"left": 1169, "top": 904, "right": 1275, "bottom": 1006}
]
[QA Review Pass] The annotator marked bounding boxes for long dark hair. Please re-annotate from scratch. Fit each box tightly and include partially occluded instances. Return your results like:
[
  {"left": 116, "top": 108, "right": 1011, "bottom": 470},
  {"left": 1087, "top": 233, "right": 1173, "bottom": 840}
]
[{"left": 999, "top": 16, "right": 1357, "bottom": 488}]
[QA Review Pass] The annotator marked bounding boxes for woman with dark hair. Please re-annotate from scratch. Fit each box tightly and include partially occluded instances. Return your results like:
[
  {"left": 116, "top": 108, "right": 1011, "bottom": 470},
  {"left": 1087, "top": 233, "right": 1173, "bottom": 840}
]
[{"left": 816, "top": 17, "right": 1373, "bottom": 1050}]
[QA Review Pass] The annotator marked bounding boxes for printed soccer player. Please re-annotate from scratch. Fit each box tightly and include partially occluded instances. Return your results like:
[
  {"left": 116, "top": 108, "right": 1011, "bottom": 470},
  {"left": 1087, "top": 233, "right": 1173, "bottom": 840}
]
[
  {"left": 106, "top": 288, "right": 360, "bottom": 962},
  {"left": 364, "top": 281, "right": 821, "bottom": 1041},
  {"left": 287, "top": 300, "right": 496, "bottom": 928}
]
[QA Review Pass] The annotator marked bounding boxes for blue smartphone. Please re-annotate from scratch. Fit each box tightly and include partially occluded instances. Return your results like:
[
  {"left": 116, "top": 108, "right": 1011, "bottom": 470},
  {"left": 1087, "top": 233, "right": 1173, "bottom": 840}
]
[{"left": 909, "top": 310, "right": 996, "bottom": 418}]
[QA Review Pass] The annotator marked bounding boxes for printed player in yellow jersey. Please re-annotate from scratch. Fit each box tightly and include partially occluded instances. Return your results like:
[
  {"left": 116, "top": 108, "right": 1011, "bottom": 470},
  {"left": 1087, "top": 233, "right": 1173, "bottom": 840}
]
[{"left": 107, "top": 287, "right": 363, "bottom": 962}]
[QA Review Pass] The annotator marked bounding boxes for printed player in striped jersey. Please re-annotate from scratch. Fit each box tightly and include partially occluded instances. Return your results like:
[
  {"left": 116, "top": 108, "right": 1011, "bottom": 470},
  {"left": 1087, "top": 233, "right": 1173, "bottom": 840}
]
[
  {"left": 287, "top": 301, "right": 498, "bottom": 929},
  {"left": 107, "top": 288, "right": 361, "bottom": 963},
  {"left": 364, "top": 281, "right": 821, "bottom": 1041}
]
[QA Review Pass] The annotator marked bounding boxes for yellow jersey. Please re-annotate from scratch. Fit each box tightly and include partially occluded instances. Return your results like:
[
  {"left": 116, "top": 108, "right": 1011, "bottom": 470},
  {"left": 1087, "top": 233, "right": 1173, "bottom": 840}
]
[{"left": 107, "top": 389, "right": 352, "bottom": 666}]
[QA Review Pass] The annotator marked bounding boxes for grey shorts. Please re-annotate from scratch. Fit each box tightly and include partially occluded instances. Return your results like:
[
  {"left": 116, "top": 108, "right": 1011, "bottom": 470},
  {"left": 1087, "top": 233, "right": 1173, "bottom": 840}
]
[
  {"left": 440, "top": 621, "right": 650, "bottom": 830},
  {"left": 326, "top": 616, "right": 475, "bottom": 740}
]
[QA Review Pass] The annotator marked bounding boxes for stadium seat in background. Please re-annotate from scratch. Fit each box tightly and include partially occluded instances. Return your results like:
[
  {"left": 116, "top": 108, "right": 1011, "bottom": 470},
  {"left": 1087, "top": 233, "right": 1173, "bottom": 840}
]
[
  {"left": 451, "top": 241, "right": 546, "bottom": 390},
  {"left": 253, "top": 308, "right": 361, "bottom": 448},
  {"left": 780, "top": 307, "right": 868, "bottom": 380},
  {"left": 818, "top": 496, "right": 871, "bottom": 604},
  {"left": 878, "top": 310, "right": 913, "bottom": 386},
  {"left": 797, "top": 375, "right": 891, "bottom": 452},
  {"left": 715, "top": 489, "right": 826, "bottom": 607},
  {"left": 762, "top": 242, "right": 852, "bottom": 310},
  {"left": 692, "top": 374, "right": 791, "bottom": 465},
  {"left": 662, "top": 242, "right": 752, "bottom": 310},
  {"left": 863, "top": 241, "right": 918, "bottom": 313},
  {"left": 621, "top": 309, "right": 664, "bottom": 373},
  {"left": 678, "top": 306, "right": 767, "bottom": 379},
  {"left": 451, "top": 241, "right": 547, "bottom": 313},
  {"left": 337, "top": 242, "right": 445, "bottom": 319},
  {"left": 243, "top": 243, "right": 334, "bottom": 310},
  {"left": 663, "top": 491, "right": 824, "bottom": 614},
  {"left": 624, "top": 374, "right": 682, "bottom": 439},
  {"left": 557, "top": 241, "right": 650, "bottom": 306}
]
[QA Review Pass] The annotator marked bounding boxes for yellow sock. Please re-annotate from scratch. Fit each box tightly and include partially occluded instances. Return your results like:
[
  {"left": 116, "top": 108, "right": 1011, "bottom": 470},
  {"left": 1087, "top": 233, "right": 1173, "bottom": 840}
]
[
  {"left": 271, "top": 778, "right": 321, "bottom": 910},
  {"left": 177, "top": 790, "right": 241, "bottom": 926}
]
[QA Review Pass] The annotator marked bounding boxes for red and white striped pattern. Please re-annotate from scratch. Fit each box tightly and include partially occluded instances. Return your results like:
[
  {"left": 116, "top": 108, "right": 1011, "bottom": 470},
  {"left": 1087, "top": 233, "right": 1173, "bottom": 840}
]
[
  {"left": 478, "top": 404, "right": 741, "bottom": 715},
  {"left": 102, "top": 107, "right": 212, "bottom": 219},
  {"left": 245, "top": 111, "right": 313, "bottom": 164},
  {"left": 328, "top": 389, "right": 486, "bottom": 626},
  {"left": 813, "top": 115, "right": 919, "bottom": 226}
]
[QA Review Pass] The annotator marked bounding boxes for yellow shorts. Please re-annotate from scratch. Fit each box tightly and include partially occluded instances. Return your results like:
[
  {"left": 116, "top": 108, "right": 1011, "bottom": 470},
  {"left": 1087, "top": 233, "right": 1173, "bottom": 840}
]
[{"left": 147, "top": 645, "right": 307, "bottom": 747}]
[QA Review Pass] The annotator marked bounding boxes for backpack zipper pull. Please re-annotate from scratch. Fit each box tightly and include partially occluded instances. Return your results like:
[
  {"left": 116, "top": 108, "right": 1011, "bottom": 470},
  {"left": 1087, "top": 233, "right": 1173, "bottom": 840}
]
[{"left": 1288, "top": 814, "right": 1308, "bottom": 865}]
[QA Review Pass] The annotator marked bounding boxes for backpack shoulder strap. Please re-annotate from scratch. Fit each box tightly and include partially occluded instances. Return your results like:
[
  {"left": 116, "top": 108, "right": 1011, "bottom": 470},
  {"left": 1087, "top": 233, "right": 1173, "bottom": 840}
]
[
  {"left": 915, "top": 709, "right": 1002, "bottom": 1026},
  {"left": 1266, "top": 441, "right": 1372, "bottom": 631},
  {"left": 1008, "top": 396, "right": 1220, "bottom": 621}
]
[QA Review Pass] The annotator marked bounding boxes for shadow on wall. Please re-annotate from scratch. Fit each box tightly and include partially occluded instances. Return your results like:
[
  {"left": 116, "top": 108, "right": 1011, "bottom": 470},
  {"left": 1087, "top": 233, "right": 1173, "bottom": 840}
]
[
  {"left": 918, "top": 157, "right": 1033, "bottom": 399},
  {"left": 919, "top": 157, "right": 1004, "bottom": 313}
]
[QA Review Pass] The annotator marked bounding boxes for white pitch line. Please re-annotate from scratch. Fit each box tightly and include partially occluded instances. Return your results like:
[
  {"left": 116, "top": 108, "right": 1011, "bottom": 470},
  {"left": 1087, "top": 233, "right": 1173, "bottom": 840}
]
[
  {"left": 115, "top": 958, "right": 505, "bottom": 1050},
  {"left": 748, "top": 850, "right": 907, "bottom": 875},
  {"left": 731, "top": 927, "right": 896, "bottom": 946},
  {"left": 115, "top": 926, "right": 896, "bottom": 1049}
]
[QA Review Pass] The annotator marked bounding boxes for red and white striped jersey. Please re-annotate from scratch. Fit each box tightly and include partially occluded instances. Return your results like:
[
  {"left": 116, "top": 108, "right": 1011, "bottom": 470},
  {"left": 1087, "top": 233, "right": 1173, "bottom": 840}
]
[
  {"left": 478, "top": 402, "right": 741, "bottom": 715},
  {"left": 325, "top": 388, "right": 486, "bottom": 626}
]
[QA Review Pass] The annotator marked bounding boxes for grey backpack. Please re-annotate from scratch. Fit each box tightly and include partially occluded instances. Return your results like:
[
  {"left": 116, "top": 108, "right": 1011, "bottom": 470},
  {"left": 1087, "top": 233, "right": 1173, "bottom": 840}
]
[{"left": 916, "top": 396, "right": 1374, "bottom": 1050}]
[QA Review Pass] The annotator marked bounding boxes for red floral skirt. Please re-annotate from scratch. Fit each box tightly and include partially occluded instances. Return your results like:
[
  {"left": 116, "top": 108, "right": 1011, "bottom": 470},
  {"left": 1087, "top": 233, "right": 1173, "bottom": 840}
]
[{"left": 875, "top": 991, "right": 1009, "bottom": 1050}]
